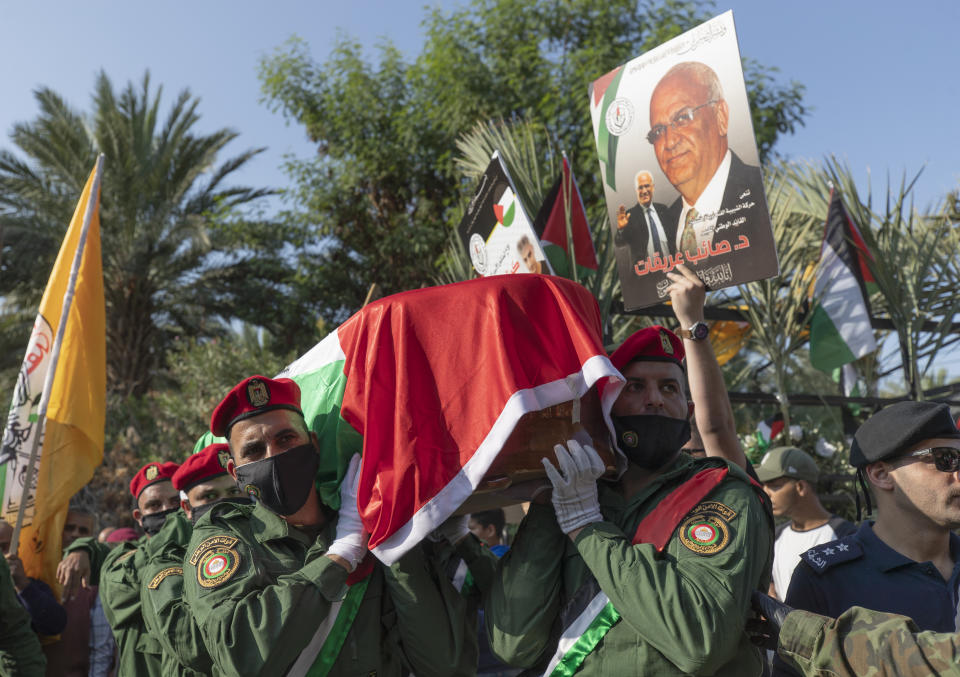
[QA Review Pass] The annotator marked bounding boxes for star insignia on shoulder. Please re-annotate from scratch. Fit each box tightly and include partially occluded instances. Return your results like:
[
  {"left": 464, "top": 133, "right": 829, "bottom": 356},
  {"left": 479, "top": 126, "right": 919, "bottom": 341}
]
[
  {"left": 836, "top": 543, "right": 849, "bottom": 552},
  {"left": 824, "top": 547, "right": 835, "bottom": 555}
]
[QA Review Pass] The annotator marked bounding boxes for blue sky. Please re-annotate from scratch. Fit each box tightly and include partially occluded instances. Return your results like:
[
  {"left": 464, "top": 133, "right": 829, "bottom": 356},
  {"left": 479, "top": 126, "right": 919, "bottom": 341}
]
[
  {"left": 3, "top": 1, "right": 958, "bottom": 213},
  {"left": 4, "top": 1, "right": 959, "bottom": 390}
]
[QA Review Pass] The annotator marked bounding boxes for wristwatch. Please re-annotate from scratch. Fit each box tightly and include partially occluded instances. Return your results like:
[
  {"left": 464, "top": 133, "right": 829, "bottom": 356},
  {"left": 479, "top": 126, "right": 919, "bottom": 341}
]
[{"left": 676, "top": 321, "right": 709, "bottom": 341}]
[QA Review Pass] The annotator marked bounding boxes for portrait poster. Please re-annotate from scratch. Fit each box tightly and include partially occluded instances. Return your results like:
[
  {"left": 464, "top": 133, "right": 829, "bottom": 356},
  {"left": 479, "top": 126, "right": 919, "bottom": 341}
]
[
  {"left": 588, "top": 10, "right": 778, "bottom": 310},
  {"left": 458, "top": 152, "right": 551, "bottom": 277}
]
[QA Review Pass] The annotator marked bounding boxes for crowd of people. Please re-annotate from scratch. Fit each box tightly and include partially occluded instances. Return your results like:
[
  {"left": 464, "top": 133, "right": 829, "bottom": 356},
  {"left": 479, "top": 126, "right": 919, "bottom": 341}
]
[{"left": 3, "top": 264, "right": 960, "bottom": 674}]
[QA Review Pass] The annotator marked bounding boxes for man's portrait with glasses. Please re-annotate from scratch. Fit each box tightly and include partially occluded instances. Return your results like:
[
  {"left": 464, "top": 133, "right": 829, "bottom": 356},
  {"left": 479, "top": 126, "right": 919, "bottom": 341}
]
[{"left": 591, "top": 11, "right": 779, "bottom": 309}]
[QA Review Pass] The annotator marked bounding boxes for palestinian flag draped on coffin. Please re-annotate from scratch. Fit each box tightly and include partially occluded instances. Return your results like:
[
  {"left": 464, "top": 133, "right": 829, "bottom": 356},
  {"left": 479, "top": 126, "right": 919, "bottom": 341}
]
[{"left": 198, "top": 275, "right": 624, "bottom": 564}]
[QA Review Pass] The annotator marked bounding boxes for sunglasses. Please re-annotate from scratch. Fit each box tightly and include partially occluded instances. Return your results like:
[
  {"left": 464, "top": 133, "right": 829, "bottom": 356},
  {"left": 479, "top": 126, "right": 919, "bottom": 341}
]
[{"left": 900, "top": 446, "right": 960, "bottom": 472}]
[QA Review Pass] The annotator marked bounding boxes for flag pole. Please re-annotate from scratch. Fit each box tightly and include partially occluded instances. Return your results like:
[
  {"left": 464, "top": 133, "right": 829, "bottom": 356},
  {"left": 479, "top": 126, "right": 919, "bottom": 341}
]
[
  {"left": 561, "top": 153, "right": 578, "bottom": 284},
  {"left": 10, "top": 154, "right": 104, "bottom": 557}
]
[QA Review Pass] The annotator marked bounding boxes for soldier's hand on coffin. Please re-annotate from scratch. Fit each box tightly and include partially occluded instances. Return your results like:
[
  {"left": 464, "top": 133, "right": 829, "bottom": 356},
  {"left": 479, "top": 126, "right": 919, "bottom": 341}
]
[
  {"left": 542, "top": 439, "right": 604, "bottom": 535},
  {"left": 57, "top": 549, "right": 91, "bottom": 600},
  {"left": 665, "top": 264, "right": 706, "bottom": 328},
  {"left": 327, "top": 454, "right": 368, "bottom": 572}
]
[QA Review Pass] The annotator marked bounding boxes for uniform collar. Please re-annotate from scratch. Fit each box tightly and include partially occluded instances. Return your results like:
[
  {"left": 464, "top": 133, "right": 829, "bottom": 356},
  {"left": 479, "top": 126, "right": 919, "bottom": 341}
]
[
  {"left": 250, "top": 499, "right": 333, "bottom": 547},
  {"left": 859, "top": 520, "right": 960, "bottom": 573},
  {"left": 601, "top": 453, "right": 698, "bottom": 515}
]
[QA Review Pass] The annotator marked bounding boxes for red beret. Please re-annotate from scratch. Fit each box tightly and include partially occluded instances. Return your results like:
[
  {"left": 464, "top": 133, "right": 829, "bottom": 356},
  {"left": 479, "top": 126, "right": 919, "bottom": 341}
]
[
  {"left": 105, "top": 527, "right": 140, "bottom": 543},
  {"left": 609, "top": 325, "right": 684, "bottom": 371},
  {"left": 172, "top": 443, "right": 232, "bottom": 491},
  {"left": 129, "top": 462, "right": 179, "bottom": 499},
  {"left": 210, "top": 375, "right": 303, "bottom": 438},
  {"left": 107, "top": 527, "right": 140, "bottom": 543}
]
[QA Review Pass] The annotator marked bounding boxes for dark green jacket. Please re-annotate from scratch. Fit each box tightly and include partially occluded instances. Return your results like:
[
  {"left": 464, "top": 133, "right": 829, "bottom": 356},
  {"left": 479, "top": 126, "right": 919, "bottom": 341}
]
[
  {"left": 780, "top": 606, "right": 960, "bottom": 676},
  {"left": 139, "top": 510, "right": 210, "bottom": 676},
  {"left": 183, "top": 499, "right": 476, "bottom": 677},
  {"left": 98, "top": 534, "right": 164, "bottom": 677},
  {"left": 0, "top": 554, "right": 46, "bottom": 676},
  {"left": 487, "top": 454, "right": 773, "bottom": 676}
]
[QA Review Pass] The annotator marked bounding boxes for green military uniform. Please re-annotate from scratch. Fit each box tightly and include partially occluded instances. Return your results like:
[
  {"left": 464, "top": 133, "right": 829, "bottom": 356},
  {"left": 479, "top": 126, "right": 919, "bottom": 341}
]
[
  {"left": 778, "top": 606, "right": 960, "bottom": 676},
  {"left": 183, "top": 499, "right": 476, "bottom": 677},
  {"left": 139, "top": 510, "right": 210, "bottom": 676},
  {"left": 488, "top": 455, "right": 773, "bottom": 675},
  {"left": 99, "top": 534, "right": 164, "bottom": 676},
  {"left": 0, "top": 554, "right": 46, "bottom": 676}
]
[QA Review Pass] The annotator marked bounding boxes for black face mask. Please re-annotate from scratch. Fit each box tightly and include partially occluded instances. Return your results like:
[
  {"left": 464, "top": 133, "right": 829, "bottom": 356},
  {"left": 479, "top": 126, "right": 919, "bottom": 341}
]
[
  {"left": 611, "top": 414, "right": 691, "bottom": 471},
  {"left": 188, "top": 496, "right": 254, "bottom": 524},
  {"left": 234, "top": 443, "right": 320, "bottom": 516},
  {"left": 140, "top": 507, "right": 178, "bottom": 536}
]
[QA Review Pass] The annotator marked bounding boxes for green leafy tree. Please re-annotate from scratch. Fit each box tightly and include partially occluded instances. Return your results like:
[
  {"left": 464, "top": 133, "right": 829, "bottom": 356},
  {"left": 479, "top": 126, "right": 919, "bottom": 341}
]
[
  {"left": 259, "top": 0, "right": 807, "bottom": 325},
  {"left": 0, "top": 71, "right": 277, "bottom": 395},
  {"left": 93, "top": 327, "right": 293, "bottom": 527}
]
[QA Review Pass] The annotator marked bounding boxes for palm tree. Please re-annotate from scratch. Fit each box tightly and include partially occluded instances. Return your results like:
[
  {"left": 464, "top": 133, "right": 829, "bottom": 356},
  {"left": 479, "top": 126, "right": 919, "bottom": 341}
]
[{"left": 0, "top": 71, "right": 273, "bottom": 395}]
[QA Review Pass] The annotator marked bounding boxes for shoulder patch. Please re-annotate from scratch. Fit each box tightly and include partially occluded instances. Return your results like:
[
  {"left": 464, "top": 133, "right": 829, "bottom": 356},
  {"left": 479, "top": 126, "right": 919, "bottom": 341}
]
[
  {"left": 679, "top": 513, "right": 731, "bottom": 556},
  {"left": 196, "top": 548, "right": 241, "bottom": 589},
  {"left": 189, "top": 535, "right": 239, "bottom": 565},
  {"left": 147, "top": 566, "right": 183, "bottom": 589},
  {"left": 800, "top": 538, "right": 863, "bottom": 574},
  {"left": 689, "top": 501, "right": 737, "bottom": 522}
]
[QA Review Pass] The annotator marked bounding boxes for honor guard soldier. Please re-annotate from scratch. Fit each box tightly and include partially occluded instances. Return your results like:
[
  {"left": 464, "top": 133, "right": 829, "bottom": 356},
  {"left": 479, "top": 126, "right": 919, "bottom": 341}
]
[
  {"left": 96, "top": 461, "right": 181, "bottom": 676},
  {"left": 183, "top": 375, "right": 477, "bottom": 676},
  {"left": 486, "top": 264, "right": 774, "bottom": 675},
  {"left": 139, "top": 443, "right": 250, "bottom": 675}
]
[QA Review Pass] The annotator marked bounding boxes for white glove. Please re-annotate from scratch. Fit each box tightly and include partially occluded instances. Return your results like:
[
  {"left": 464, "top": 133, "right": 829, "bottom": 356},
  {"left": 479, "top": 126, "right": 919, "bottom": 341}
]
[
  {"left": 542, "top": 439, "right": 604, "bottom": 534},
  {"left": 327, "top": 454, "right": 367, "bottom": 571},
  {"left": 428, "top": 514, "right": 470, "bottom": 545}
]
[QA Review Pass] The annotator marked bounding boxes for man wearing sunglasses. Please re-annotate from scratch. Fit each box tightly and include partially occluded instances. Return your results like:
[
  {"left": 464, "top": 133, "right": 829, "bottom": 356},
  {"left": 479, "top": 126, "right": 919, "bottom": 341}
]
[
  {"left": 647, "top": 61, "right": 770, "bottom": 261},
  {"left": 774, "top": 402, "right": 960, "bottom": 674}
]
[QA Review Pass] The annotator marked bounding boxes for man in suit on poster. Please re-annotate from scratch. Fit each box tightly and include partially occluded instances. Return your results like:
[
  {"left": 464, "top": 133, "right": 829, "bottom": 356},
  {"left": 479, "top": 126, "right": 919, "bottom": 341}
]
[{"left": 615, "top": 170, "right": 673, "bottom": 263}]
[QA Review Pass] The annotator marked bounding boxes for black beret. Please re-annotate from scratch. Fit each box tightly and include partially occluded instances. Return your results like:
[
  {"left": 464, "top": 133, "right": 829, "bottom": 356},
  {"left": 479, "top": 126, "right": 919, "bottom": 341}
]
[{"left": 849, "top": 401, "right": 960, "bottom": 467}]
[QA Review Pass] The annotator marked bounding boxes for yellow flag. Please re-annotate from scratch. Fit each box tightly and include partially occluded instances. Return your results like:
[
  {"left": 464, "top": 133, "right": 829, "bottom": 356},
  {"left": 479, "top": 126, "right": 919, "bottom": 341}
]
[
  {"left": 0, "top": 157, "right": 105, "bottom": 591},
  {"left": 710, "top": 320, "right": 751, "bottom": 366}
]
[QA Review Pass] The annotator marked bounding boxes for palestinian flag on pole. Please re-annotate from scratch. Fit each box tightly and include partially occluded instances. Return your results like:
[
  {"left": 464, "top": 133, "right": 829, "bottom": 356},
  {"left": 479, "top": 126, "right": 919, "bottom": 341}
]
[
  {"left": 842, "top": 200, "right": 879, "bottom": 301},
  {"left": 809, "top": 191, "right": 878, "bottom": 372},
  {"left": 533, "top": 154, "right": 598, "bottom": 281},
  {"left": 198, "top": 275, "right": 623, "bottom": 565}
]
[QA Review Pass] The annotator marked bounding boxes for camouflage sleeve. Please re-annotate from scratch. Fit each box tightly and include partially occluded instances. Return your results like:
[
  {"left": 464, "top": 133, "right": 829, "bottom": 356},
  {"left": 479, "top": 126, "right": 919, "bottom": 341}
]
[{"left": 779, "top": 607, "right": 960, "bottom": 677}]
